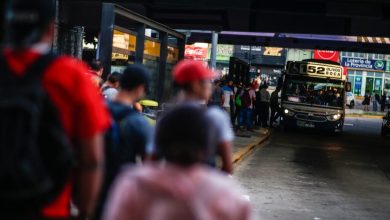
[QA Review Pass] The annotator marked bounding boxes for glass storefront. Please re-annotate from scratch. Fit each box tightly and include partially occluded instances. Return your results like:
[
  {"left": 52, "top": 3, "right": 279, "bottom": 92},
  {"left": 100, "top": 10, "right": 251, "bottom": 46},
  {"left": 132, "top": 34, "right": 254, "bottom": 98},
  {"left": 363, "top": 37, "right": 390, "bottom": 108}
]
[{"left": 347, "top": 69, "right": 390, "bottom": 96}]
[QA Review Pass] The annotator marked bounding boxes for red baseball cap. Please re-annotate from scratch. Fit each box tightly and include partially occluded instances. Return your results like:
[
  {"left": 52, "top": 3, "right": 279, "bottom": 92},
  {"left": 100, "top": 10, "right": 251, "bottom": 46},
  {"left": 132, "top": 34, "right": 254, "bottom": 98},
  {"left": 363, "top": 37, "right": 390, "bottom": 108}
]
[{"left": 172, "top": 60, "right": 216, "bottom": 85}]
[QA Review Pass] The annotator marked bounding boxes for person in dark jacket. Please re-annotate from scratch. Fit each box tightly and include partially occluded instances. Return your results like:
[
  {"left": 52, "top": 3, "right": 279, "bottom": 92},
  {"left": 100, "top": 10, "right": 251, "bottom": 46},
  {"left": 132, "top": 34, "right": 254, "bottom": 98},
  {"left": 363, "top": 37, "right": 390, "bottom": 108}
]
[
  {"left": 381, "top": 92, "right": 387, "bottom": 112},
  {"left": 270, "top": 86, "right": 282, "bottom": 126},
  {"left": 94, "top": 64, "right": 153, "bottom": 220}
]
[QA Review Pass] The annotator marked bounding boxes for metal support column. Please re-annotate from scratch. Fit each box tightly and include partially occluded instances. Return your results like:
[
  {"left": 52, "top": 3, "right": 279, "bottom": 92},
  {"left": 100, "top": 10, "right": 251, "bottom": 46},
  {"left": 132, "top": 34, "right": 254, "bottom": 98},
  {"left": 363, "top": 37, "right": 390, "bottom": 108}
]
[
  {"left": 98, "top": 3, "right": 115, "bottom": 78},
  {"left": 178, "top": 37, "right": 186, "bottom": 60},
  {"left": 135, "top": 24, "right": 146, "bottom": 64},
  {"left": 157, "top": 32, "right": 168, "bottom": 101},
  {"left": 210, "top": 31, "right": 219, "bottom": 69}
]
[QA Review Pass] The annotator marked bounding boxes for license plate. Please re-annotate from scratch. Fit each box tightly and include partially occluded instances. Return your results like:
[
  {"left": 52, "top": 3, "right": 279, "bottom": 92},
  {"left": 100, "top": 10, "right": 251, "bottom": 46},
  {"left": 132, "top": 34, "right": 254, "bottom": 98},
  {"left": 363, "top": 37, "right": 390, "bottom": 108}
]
[{"left": 297, "top": 120, "right": 315, "bottom": 128}]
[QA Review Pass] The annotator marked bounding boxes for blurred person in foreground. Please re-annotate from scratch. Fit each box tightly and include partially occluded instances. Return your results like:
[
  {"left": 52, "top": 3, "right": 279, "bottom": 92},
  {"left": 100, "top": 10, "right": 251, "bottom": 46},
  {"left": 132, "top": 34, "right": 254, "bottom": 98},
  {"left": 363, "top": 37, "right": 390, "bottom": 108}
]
[
  {"left": 89, "top": 59, "right": 104, "bottom": 88},
  {"left": 1, "top": 0, "right": 111, "bottom": 219},
  {"left": 171, "top": 60, "right": 234, "bottom": 174},
  {"left": 208, "top": 80, "right": 224, "bottom": 108},
  {"left": 94, "top": 65, "right": 153, "bottom": 220},
  {"left": 101, "top": 72, "right": 121, "bottom": 101},
  {"left": 103, "top": 105, "right": 253, "bottom": 220}
]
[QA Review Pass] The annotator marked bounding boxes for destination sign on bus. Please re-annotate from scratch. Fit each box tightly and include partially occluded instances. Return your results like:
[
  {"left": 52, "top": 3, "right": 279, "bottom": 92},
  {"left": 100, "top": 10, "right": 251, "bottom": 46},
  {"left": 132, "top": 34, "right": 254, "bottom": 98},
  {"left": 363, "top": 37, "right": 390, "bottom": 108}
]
[{"left": 298, "top": 63, "right": 342, "bottom": 79}]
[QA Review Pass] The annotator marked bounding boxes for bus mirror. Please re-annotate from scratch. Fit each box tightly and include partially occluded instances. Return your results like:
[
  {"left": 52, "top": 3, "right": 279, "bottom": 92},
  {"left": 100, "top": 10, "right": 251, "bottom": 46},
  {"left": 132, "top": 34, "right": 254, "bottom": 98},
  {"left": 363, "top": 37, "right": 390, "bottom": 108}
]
[{"left": 346, "top": 82, "right": 352, "bottom": 92}]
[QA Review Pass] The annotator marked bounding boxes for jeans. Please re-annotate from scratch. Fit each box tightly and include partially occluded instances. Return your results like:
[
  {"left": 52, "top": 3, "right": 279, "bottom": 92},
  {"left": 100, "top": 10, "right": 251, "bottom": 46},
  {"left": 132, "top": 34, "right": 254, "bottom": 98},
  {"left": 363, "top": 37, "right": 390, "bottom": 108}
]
[
  {"left": 270, "top": 106, "right": 281, "bottom": 124},
  {"left": 239, "top": 107, "right": 252, "bottom": 129},
  {"left": 373, "top": 101, "right": 377, "bottom": 111}
]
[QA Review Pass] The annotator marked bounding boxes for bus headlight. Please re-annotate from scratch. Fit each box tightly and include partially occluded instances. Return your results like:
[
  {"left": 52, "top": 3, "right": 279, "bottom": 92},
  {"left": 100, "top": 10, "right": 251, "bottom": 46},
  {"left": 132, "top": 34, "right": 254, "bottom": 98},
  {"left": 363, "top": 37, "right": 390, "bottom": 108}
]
[
  {"left": 284, "top": 109, "right": 295, "bottom": 117},
  {"left": 327, "top": 114, "right": 341, "bottom": 121}
]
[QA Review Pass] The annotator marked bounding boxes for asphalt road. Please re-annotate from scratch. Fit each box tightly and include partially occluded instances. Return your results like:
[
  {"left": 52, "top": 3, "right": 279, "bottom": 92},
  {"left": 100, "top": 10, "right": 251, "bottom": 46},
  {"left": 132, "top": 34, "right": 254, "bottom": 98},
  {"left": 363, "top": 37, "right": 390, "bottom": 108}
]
[{"left": 234, "top": 117, "right": 390, "bottom": 220}]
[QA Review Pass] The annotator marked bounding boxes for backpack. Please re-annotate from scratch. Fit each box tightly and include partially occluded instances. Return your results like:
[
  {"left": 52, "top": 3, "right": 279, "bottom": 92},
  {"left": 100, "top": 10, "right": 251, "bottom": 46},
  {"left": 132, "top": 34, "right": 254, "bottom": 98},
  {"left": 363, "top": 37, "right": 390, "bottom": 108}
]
[
  {"left": 235, "top": 95, "right": 242, "bottom": 107},
  {"left": 0, "top": 54, "right": 74, "bottom": 212},
  {"left": 242, "top": 89, "right": 252, "bottom": 108},
  {"left": 95, "top": 107, "right": 137, "bottom": 219},
  {"left": 104, "top": 109, "right": 137, "bottom": 177}
]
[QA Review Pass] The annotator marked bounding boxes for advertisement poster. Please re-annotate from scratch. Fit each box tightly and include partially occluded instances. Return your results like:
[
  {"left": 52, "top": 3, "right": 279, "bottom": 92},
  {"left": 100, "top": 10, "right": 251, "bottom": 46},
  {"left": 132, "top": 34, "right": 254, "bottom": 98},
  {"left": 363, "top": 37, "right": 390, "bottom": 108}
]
[
  {"left": 314, "top": 50, "right": 339, "bottom": 63},
  {"left": 185, "top": 43, "right": 209, "bottom": 61},
  {"left": 355, "top": 76, "right": 362, "bottom": 94},
  {"left": 216, "top": 44, "right": 234, "bottom": 61}
]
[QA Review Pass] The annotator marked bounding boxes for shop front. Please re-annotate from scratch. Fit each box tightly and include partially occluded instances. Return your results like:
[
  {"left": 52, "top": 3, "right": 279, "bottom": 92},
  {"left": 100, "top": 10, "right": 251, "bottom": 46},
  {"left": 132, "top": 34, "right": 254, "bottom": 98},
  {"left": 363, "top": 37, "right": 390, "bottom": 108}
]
[{"left": 341, "top": 57, "right": 390, "bottom": 96}]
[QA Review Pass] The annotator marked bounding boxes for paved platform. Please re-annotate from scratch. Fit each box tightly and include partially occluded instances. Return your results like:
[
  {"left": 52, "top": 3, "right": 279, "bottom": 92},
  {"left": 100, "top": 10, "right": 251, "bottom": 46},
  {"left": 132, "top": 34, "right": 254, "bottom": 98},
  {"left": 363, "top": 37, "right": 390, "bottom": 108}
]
[{"left": 232, "top": 129, "right": 270, "bottom": 165}]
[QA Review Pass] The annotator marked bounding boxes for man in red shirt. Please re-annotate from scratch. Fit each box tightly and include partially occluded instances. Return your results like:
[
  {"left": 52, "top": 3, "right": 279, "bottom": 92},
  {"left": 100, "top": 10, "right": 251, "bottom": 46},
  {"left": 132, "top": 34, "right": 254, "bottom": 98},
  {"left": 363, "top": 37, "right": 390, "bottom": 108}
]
[{"left": 2, "top": 0, "right": 111, "bottom": 219}]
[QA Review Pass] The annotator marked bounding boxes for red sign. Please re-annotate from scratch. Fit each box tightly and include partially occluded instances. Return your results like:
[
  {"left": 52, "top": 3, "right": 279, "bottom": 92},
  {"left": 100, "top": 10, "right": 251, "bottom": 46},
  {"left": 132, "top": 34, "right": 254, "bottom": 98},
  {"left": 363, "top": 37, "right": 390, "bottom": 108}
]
[
  {"left": 185, "top": 45, "right": 208, "bottom": 60},
  {"left": 314, "top": 50, "right": 340, "bottom": 63}
]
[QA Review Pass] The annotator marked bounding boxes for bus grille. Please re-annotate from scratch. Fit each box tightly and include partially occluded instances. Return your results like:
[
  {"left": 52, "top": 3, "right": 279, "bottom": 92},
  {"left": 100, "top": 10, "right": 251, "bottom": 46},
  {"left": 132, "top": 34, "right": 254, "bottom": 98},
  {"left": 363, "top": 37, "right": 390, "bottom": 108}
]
[{"left": 295, "top": 114, "right": 327, "bottom": 122}]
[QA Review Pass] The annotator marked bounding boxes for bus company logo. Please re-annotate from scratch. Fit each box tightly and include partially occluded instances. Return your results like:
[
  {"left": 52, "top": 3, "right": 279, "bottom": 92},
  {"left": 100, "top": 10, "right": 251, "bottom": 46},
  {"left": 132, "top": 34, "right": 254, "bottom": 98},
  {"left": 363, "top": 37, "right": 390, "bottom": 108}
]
[{"left": 374, "top": 60, "right": 384, "bottom": 69}]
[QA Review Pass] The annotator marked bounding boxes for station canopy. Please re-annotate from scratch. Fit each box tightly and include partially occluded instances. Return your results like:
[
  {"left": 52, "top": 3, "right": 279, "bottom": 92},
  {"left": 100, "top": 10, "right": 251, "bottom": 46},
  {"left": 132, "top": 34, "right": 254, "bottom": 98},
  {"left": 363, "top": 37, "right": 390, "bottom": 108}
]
[{"left": 66, "top": 0, "right": 390, "bottom": 52}]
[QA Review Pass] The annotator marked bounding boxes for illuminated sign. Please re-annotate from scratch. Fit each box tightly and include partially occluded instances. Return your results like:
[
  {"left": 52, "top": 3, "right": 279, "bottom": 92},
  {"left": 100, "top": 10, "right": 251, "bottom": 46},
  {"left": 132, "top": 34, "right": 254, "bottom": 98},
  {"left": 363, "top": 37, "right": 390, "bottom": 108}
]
[
  {"left": 144, "top": 39, "right": 161, "bottom": 57},
  {"left": 185, "top": 43, "right": 208, "bottom": 60},
  {"left": 314, "top": 50, "right": 339, "bottom": 63},
  {"left": 263, "top": 47, "right": 283, "bottom": 56},
  {"left": 167, "top": 46, "right": 179, "bottom": 63},
  {"left": 113, "top": 30, "right": 136, "bottom": 52},
  {"left": 299, "top": 63, "right": 343, "bottom": 79},
  {"left": 288, "top": 61, "right": 343, "bottom": 79}
]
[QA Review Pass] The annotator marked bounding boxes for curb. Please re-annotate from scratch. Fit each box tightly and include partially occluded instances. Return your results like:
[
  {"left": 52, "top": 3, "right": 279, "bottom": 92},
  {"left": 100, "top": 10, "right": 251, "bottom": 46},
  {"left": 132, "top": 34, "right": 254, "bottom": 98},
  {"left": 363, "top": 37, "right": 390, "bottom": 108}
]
[
  {"left": 345, "top": 114, "right": 384, "bottom": 119},
  {"left": 233, "top": 132, "right": 270, "bottom": 165}
]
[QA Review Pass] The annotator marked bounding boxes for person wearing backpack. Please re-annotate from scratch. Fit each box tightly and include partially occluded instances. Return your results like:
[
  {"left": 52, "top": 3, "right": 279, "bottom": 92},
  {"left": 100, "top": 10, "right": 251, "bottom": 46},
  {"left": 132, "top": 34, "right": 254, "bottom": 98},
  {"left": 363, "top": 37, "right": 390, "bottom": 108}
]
[
  {"left": 93, "top": 64, "right": 153, "bottom": 220},
  {"left": 1, "top": 1, "right": 111, "bottom": 219},
  {"left": 239, "top": 83, "right": 256, "bottom": 131}
]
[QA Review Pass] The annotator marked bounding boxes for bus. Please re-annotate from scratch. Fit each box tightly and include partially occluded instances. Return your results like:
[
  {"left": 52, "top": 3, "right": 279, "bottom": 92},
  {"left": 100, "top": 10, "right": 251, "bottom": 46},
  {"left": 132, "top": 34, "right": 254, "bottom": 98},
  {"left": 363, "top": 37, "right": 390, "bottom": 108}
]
[{"left": 281, "top": 59, "right": 351, "bottom": 133}]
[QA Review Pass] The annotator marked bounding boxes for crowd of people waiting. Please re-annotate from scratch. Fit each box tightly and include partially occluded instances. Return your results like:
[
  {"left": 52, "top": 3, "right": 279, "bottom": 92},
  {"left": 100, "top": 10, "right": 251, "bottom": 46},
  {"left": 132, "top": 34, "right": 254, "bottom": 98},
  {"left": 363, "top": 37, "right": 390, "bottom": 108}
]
[
  {"left": 209, "top": 77, "right": 282, "bottom": 132},
  {"left": 0, "top": 1, "right": 253, "bottom": 219}
]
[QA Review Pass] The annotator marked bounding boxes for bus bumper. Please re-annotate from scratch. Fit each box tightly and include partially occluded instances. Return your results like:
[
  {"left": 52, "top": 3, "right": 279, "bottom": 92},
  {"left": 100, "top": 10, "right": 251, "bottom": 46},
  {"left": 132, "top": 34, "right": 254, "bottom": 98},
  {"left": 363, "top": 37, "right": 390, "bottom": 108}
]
[{"left": 281, "top": 116, "right": 344, "bottom": 133}]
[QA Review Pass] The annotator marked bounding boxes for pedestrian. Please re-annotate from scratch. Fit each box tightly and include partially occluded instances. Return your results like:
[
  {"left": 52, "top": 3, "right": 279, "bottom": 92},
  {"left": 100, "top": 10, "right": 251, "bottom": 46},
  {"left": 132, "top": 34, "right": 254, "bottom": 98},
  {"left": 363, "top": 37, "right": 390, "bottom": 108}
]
[
  {"left": 363, "top": 90, "right": 371, "bottom": 111},
  {"left": 1, "top": 1, "right": 111, "bottom": 219},
  {"left": 89, "top": 59, "right": 104, "bottom": 88},
  {"left": 94, "top": 65, "right": 153, "bottom": 220},
  {"left": 171, "top": 60, "right": 234, "bottom": 174},
  {"left": 103, "top": 105, "right": 253, "bottom": 220},
  {"left": 239, "top": 83, "right": 256, "bottom": 131},
  {"left": 222, "top": 80, "right": 234, "bottom": 116},
  {"left": 208, "top": 80, "right": 224, "bottom": 107},
  {"left": 101, "top": 72, "right": 121, "bottom": 100},
  {"left": 259, "top": 84, "right": 271, "bottom": 128},
  {"left": 381, "top": 92, "right": 386, "bottom": 112},
  {"left": 270, "top": 86, "right": 282, "bottom": 126},
  {"left": 373, "top": 92, "right": 380, "bottom": 112},
  {"left": 233, "top": 83, "right": 244, "bottom": 128}
]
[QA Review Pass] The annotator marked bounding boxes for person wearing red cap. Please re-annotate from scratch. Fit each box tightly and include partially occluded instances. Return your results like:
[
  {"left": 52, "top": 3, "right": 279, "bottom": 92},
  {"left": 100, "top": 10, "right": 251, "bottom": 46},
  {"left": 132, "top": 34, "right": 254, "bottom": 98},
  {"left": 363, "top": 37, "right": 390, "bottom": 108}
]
[{"left": 172, "top": 60, "right": 234, "bottom": 174}]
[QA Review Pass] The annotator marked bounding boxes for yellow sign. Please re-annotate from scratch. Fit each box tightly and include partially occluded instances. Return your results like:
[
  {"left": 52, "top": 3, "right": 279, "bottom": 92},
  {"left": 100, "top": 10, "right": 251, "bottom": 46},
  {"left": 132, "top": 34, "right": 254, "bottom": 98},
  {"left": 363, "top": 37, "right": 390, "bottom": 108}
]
[
  {"left": 263, "top": 47, "right": 283, "bottom": 56},
  {"left": 144, "top": 39, "right": 161, "bottom": 57},
  {"left": 167, "top": 46, "right": 179, "bottom": 62},
  {"left": 113, "top": 30, "right": 136, "bottom": 52},
  {"left": 298, "top": 62, "right": 343, "bottom": 79}
]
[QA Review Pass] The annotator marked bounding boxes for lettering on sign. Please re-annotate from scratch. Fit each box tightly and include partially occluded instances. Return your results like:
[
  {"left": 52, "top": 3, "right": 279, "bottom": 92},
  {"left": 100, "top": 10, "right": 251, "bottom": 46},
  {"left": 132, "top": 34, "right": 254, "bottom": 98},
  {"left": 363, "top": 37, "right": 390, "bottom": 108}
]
[{"left": 299, "top": 64, "right": 342, "bottom": 78}]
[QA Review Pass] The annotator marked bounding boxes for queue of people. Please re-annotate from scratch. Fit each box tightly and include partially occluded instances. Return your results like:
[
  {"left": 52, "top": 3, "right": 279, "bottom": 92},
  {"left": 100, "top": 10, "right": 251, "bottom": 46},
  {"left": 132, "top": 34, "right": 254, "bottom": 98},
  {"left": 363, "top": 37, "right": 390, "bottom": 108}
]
[
  {"left": 0, "top": 1, "right": 252, "bottom": 220},
  {"left": 211, "top": 77, "right": 282, "bottom": 132}
]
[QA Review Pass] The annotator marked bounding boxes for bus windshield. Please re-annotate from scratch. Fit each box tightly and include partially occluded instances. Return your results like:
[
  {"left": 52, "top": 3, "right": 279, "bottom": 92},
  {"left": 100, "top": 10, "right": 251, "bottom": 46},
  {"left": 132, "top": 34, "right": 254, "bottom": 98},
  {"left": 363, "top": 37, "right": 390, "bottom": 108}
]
[{"left": 283, "top": 76, "right": 344, "bottom": 108}]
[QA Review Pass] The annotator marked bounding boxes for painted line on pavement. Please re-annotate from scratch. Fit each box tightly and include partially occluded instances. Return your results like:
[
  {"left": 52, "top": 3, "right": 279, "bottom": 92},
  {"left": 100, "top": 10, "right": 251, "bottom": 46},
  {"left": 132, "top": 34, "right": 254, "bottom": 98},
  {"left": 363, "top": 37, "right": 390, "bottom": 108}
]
[
  {"left": 344, "top": 123, "right": 354, "bottom": 126},
  {"left": 345, "top": 114, "right": 384, "bottom": 119},
  {"left": 233, "top": 132, "right": 270, "bottom": 166}
]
